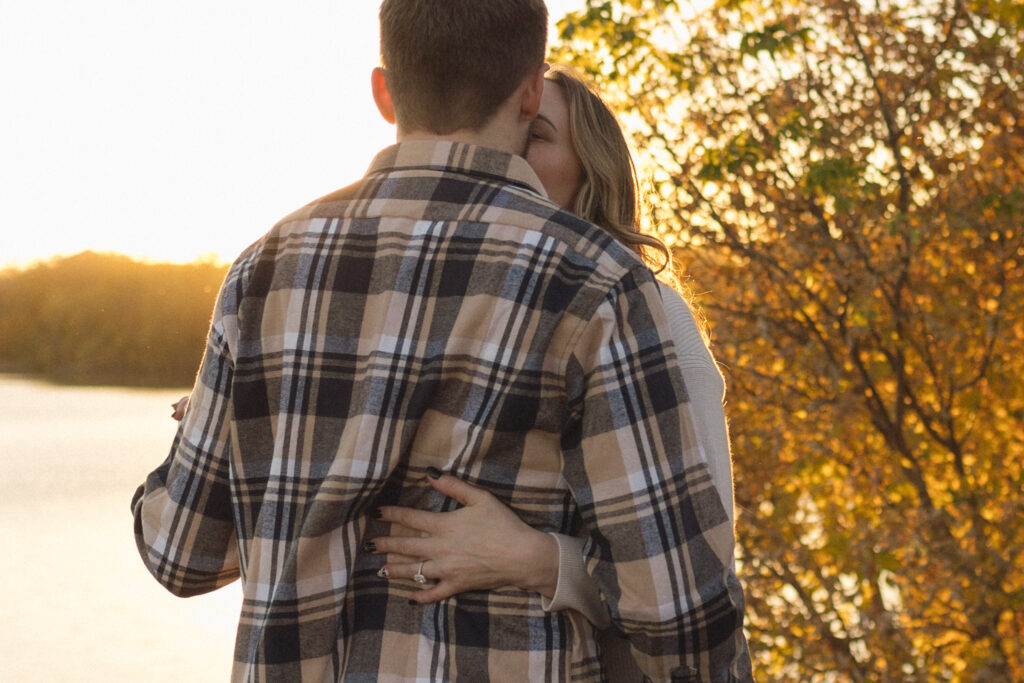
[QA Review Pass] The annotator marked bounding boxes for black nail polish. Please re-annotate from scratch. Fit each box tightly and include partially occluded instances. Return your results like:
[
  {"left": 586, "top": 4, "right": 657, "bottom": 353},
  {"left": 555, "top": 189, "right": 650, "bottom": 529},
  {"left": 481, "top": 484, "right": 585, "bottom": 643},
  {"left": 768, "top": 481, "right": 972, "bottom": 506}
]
[
  {"left": 408, "top": 599, "right": 418, "bottom": 606},
  {"left": 426, "top": 466, "right": 442, "bottom": 480},
  {"left": 363, "top": 541, "right": 376, "bottom": 553},
  {"left": 372, "top": 508, "right": 383, "bottom": 519}
]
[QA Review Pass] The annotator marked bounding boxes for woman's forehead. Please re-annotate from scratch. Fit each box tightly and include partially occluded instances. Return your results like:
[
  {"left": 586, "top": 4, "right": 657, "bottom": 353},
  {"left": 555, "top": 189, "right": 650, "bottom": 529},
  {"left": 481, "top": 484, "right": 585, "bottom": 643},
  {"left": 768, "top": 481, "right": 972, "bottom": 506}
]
[{"left": 538, "top": 81, "right": 569, "bottom": 124}]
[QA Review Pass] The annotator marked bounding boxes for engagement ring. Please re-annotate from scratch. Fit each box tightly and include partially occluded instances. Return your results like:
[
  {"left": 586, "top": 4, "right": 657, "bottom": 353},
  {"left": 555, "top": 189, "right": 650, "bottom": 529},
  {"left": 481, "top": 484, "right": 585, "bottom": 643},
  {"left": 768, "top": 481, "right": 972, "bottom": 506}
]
[{"left": 413, "top": 560, "right": 427, "bottom": 584}]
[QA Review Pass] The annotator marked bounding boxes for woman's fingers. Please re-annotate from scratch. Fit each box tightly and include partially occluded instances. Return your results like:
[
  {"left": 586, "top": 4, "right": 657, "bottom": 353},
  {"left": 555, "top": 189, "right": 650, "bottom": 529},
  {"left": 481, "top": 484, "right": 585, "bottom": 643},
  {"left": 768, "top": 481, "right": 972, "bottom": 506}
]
[
  {"left": 426, "top": 472, "right": 494, "bottom": 508},
  {"left": 365, "top": 472, "right": 560, "bottom": 599},
  {"left": 171, "top": 395, "right": 190, "bottom": 421},
  {"left": 409, "top": 582, "right": 461, "bottom": 604},
  {"left": 375, "top": 560, "right": 476, "bottom": 604},
  {"left": 380, "top": 558, "right": 436, "bottom": 582},
  {"left": 376, "top": 551, "right": 418, "bottom": 565},
  {"left": 368, "top": 534, "right": 434, "bottom": 559},
  {"left": 376, "top": 504, "right": 446, "bottom": 534}
]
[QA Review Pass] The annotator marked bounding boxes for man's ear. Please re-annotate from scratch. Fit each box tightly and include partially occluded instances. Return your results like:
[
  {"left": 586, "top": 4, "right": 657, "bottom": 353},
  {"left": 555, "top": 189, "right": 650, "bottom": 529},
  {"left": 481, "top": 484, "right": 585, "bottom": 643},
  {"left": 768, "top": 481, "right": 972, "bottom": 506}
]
[
  {"left": 371, "top": 67, "right": 397, "bottom": 124},
  {"left": 519, "top": 63, "right": 548, "bottom": 121}
]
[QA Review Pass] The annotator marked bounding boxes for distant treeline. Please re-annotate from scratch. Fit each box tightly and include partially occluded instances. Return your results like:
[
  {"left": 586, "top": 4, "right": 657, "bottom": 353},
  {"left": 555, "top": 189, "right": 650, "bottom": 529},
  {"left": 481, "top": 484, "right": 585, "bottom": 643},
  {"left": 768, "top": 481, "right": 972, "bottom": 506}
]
[{"left": 0, "top": 252, "right": 229, "bottom": 387}]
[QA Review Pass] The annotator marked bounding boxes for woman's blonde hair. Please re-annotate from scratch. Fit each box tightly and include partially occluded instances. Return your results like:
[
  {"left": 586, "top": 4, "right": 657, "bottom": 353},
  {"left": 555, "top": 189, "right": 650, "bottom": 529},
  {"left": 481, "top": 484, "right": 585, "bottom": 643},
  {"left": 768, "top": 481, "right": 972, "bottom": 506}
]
[{"left": 546, "top": 65, "right": 672, "bottom": 276}]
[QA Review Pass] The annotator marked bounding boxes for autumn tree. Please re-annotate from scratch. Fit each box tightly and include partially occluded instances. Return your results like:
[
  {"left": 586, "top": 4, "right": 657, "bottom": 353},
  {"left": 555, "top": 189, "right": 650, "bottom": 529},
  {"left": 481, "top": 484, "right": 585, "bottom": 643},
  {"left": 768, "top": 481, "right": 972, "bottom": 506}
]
[{"left": 552, "top": 0, "right": 1023, "bottom": 679}]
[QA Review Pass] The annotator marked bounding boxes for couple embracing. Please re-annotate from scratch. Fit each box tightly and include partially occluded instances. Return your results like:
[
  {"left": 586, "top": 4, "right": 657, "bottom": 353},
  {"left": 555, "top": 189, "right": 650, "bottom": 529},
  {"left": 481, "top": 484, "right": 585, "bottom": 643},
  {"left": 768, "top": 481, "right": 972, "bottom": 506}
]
[{"left": 132, "top": 1, "right": 753, "bottom": 680}]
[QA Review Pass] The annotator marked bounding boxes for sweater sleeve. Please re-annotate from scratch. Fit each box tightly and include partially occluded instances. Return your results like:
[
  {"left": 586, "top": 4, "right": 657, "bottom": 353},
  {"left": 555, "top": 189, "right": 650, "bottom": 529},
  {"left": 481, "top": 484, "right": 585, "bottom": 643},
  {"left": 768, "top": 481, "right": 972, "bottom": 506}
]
[{"left": 660, "top": 284, "right": 735, "bottom": 525}]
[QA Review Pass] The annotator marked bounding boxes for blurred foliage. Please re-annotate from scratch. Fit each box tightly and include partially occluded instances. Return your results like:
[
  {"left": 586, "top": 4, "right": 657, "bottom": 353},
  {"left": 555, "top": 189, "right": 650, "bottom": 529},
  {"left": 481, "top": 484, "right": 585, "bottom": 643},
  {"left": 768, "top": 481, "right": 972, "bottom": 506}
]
[
  {"left": 552, "top": 0, "right": 1022, "bottom": 679},
  {"left": 0, "top": 252, "right": 226, "bottom": 387}
]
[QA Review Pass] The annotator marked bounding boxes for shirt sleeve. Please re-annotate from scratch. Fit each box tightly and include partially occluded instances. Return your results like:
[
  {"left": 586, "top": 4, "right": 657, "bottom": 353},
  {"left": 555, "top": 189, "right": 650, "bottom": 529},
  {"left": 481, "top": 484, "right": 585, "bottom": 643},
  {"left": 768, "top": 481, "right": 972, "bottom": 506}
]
[
  {"left": 562, "top": 268, "right": 750, "bottom": 682},
  {"left": 542, "top": 289, "right": 738, "bottom": 629},
  {"left": 131, "top": 263, "right": 244, "bottom": 597}
]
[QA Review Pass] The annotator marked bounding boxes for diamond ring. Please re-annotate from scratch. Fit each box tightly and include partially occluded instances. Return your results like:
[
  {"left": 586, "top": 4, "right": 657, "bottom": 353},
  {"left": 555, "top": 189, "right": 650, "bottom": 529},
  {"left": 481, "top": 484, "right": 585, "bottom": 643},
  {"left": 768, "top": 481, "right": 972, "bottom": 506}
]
[{"left": 413, "top": 560, "right": 427, "bottom": 584}]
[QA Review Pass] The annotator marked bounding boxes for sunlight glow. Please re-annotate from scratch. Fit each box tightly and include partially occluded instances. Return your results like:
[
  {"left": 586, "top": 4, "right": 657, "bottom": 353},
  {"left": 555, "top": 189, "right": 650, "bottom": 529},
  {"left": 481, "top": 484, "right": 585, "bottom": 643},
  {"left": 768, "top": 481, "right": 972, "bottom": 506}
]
[{"left": 1, "top": 1, "right": 585, "bottom": 269}]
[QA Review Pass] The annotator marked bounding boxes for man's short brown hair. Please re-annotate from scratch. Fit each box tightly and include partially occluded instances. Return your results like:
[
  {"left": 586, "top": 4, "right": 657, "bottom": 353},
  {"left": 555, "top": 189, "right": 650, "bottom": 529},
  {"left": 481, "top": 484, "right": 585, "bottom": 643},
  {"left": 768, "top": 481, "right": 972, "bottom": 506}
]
[{"left": 379, "top": 0, "right": 548, "bottom": 134}]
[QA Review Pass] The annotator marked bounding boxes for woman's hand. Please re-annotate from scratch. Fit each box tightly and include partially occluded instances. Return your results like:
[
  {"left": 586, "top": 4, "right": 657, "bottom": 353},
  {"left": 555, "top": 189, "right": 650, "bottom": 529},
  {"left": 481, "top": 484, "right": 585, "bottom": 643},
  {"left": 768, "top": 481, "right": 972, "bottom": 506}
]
[{"left": 368, "top": 470, "right": 559, "bottom": 604}]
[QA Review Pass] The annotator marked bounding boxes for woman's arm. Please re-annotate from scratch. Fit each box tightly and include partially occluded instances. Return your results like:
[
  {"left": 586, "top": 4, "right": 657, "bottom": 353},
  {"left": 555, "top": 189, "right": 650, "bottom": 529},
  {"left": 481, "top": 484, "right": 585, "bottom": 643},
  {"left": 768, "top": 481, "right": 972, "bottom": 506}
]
[{"left": 659, "top": 284, "right": 735, "bottom": 524}]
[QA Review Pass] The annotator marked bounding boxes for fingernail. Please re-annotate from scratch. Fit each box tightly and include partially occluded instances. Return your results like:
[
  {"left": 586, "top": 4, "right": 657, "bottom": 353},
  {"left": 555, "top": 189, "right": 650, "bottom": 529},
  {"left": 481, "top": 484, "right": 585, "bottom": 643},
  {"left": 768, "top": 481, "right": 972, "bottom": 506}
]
[
  {"left": 363, "top": 541, "right": 376, "bottom": 553},
  {"left": 377, "top": 567, "right": 390, "bottom": 579},
  {"left": 408, "top": 599, "right": 418, "bottom": 606},
  {"left": 426, "top": 467, "right": 442, "bottom": 480},
  {"left": 372, "top": 508, "right": 383, "bottom": 519}
]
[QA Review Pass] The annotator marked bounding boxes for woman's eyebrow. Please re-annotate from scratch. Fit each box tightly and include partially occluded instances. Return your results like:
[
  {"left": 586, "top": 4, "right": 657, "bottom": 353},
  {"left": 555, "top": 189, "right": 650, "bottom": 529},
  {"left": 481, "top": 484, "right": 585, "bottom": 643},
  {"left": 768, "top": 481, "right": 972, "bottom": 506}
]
[{"left": 534, "top": 113, "right": 557, "bottom": 130}]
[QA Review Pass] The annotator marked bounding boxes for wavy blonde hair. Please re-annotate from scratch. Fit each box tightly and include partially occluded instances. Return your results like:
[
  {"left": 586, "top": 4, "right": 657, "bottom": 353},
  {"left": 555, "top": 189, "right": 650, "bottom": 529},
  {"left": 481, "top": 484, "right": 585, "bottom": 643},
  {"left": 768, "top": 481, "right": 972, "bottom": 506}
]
[{"left": 546, "top": 65, "right": 673, "bottom": 277}]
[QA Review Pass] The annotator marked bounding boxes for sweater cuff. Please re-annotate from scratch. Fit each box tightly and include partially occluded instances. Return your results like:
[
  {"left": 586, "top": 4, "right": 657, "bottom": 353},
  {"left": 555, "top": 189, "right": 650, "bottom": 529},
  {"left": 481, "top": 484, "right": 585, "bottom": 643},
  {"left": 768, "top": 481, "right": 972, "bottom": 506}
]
[{"left": 540, "top": 532, "right": 611, "bottom": 628}]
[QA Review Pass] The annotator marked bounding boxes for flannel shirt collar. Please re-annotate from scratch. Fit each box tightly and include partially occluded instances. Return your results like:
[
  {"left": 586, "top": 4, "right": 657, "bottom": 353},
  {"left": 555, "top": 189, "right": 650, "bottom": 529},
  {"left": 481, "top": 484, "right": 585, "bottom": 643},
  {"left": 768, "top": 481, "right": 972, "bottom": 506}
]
[{"left": 367, "top": 140, "right": 550, "bottom": 199}]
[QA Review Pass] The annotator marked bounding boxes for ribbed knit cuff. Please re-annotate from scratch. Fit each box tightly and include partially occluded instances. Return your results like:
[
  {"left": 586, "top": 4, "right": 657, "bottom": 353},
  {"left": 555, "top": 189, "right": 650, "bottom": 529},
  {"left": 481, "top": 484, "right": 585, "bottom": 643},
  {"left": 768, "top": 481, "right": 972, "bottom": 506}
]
[{"left": 539, "top": 533, "right": 611, "bottom": 628}]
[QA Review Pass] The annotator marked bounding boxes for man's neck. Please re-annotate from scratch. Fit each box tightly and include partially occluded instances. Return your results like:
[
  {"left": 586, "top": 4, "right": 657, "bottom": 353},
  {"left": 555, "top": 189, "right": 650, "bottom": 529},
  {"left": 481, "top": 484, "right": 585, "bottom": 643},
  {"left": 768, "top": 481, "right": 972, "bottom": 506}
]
[
  {"left": 396, "top": 111, "right": 529, "bottom": 157},
  {"left": 397, "top": 130, "right": 505, "bottom": 151}
]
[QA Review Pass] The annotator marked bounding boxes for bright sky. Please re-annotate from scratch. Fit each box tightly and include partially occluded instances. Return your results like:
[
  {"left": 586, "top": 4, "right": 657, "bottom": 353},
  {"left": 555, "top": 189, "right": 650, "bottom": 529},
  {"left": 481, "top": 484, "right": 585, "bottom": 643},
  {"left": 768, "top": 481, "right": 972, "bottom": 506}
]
[{"left": 1, "top": 0, "right": 585, "bottom": 269}]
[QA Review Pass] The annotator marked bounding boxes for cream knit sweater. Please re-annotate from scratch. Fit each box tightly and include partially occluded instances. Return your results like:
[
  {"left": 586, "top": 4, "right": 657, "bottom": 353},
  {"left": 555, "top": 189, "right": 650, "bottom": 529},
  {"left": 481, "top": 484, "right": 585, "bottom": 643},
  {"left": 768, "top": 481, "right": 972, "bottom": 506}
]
[{"left": 541, "top": 284, "right": 736, "bottom": 680}]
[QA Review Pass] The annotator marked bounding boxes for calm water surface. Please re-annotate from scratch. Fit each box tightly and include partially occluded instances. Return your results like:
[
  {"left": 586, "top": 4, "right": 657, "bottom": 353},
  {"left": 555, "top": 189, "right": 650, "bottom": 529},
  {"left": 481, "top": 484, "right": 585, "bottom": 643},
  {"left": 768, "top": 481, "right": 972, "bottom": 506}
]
[{"left": 0, "top": 375, "right": 240, "bottom": 681}]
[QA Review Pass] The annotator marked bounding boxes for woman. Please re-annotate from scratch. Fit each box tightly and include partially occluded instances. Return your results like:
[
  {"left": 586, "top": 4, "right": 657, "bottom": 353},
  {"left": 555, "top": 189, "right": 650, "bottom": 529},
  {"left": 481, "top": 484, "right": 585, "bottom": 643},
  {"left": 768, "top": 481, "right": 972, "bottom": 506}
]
[{"left": 367, "top": 66, "right": 736, "bottom": 680}]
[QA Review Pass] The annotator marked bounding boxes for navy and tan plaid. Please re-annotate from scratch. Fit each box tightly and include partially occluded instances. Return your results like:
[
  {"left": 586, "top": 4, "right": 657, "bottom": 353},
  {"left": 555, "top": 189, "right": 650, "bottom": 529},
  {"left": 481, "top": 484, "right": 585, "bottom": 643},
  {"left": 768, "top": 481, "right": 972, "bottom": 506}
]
[{"left": 132, "top": 140, "right": 750, "bottom": 682}]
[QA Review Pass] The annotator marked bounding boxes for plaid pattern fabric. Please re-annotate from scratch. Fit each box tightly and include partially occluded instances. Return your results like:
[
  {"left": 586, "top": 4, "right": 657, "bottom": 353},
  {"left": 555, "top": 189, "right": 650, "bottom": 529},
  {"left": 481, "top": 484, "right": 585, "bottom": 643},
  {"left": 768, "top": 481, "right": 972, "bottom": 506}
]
[{"left": 132, "top": 140, "right": 750, "bottom": 682}]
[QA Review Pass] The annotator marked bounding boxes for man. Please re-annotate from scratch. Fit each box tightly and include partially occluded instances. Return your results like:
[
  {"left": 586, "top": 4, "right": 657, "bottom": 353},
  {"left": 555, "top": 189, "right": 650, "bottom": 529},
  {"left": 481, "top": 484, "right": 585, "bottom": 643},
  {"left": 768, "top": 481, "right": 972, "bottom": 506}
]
[{"left": 132, "top": 0, "right": 751, "bottom": 680}]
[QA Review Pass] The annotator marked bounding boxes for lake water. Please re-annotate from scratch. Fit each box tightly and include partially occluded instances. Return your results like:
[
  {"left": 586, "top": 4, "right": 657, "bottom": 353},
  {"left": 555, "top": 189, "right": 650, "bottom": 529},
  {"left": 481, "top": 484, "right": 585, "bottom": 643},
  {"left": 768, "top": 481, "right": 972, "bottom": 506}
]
[{"left": 0, "top": 375, "right": 240, "bottom": 681}]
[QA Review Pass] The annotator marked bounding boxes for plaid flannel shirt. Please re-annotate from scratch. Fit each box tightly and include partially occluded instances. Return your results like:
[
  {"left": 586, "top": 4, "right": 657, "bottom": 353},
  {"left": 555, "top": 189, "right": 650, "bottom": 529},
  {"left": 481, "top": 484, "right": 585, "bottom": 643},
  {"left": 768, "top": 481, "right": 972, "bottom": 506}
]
[{"left": 132, "top": 141, "right": 750, "bottom": 682}]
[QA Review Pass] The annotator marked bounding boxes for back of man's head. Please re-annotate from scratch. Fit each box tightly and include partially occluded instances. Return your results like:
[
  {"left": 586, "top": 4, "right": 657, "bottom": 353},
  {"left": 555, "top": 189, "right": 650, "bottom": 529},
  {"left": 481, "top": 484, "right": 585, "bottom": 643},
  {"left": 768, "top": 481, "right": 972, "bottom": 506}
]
[{"left": 379, "top": 0, "right": 548, "bottom": 135}]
